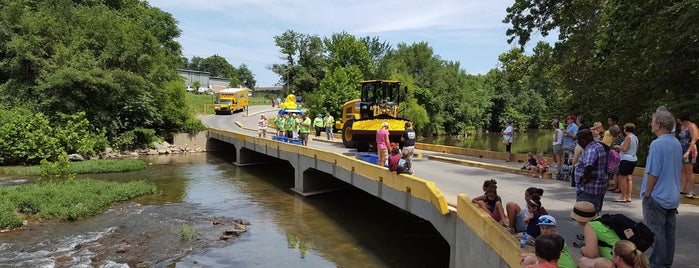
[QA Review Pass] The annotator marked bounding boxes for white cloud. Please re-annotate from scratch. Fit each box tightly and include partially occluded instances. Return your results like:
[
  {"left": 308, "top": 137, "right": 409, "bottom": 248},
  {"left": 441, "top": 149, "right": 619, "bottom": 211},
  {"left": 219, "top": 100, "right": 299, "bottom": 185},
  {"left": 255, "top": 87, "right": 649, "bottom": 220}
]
[{"left": 149, "top": 0, "right": 539, "bottom": 86}]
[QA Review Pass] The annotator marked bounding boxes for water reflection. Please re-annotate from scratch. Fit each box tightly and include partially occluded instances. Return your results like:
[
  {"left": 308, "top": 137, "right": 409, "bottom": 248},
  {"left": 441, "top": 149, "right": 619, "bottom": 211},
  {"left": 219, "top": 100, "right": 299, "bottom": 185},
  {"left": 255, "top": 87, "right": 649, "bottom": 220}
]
[{"left": 421, "top": 129, "right": 554, "bottom": 155}]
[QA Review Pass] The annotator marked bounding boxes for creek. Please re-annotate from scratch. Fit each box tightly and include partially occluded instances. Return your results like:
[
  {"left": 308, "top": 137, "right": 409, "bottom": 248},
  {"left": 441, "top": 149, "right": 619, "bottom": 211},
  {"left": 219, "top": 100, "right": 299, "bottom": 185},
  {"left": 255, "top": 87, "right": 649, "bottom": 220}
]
[
  {"left": 0, "top": 153, "right": 448, "bottom": 268},
  {"left": 420, "top": 129, "right": 555, "bottom": 155}
]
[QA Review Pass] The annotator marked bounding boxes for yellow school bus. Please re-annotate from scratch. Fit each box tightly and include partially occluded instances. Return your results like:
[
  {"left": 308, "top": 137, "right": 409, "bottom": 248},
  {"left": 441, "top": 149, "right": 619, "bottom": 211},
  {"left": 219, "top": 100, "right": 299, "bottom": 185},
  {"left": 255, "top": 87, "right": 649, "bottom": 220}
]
[{"left": 214, "top": 88, "right": 249, "bottom": 115}]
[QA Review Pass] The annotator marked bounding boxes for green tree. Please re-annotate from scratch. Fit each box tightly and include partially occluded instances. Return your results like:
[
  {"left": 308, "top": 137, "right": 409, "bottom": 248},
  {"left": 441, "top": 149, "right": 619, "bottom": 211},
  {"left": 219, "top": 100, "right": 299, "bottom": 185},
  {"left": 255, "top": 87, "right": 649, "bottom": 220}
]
[
  {"left": 187, "top": 56, "right": 204, "bottom": 70},
  {"left": 305, "top": 67, "right": 362, "bottom": 118},
  {"left": 199, "top": 55, "right": 236, "bottom": 78},
  {"left": 271, "top": 30, "right": 325, "bottom": 95},
  {"left": 235, "top": 64, "right": 256, "bottom": 89},
  {"left": 324, "top": 32, "right": 374, "bottom": 79},
  {"left": 0, "top": 0, "right": 195, "bottom": 143}
]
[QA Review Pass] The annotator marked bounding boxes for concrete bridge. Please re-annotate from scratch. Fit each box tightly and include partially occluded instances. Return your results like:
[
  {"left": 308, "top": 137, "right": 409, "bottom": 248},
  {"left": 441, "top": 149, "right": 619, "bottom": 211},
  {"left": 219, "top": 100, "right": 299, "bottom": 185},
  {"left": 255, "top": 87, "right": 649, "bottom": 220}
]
[{"left": 176, "top": 128, "right": 525, "bottom": 268}]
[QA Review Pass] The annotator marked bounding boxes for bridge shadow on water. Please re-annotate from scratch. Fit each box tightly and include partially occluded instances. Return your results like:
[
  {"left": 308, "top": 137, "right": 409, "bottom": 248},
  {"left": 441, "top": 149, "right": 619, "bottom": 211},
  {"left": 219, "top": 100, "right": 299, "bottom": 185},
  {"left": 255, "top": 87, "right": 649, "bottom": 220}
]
[{"left": 229, "top": 152, "right": 451, "bottom": 268}]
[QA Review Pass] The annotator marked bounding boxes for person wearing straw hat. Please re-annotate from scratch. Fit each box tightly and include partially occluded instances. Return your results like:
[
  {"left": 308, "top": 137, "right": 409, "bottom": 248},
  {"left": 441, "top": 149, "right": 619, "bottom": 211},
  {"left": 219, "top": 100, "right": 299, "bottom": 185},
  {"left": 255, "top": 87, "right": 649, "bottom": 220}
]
[
  {"left": 571, "top": 201, "right": 620, "bottom": 268},
  {"left": 520, "top": 215, "right": 576, "bottom": 268}
]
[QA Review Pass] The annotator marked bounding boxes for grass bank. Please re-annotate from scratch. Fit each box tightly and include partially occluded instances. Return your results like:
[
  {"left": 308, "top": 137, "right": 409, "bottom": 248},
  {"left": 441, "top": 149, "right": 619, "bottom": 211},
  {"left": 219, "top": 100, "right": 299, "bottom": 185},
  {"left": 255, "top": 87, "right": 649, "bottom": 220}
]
[
  {"left": 0, "top": 179, "right": 156, "bottom": 229},
  {"left": 0, "top": 159, "right": 147, "bottom": 176}
]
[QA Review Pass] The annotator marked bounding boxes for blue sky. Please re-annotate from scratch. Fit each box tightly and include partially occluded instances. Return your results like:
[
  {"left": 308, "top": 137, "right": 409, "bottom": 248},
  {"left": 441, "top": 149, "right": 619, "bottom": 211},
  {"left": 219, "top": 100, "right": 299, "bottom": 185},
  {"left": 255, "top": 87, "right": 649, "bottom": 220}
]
[{"left": 149, "top": 0, "right": 549, "bottom": 87}]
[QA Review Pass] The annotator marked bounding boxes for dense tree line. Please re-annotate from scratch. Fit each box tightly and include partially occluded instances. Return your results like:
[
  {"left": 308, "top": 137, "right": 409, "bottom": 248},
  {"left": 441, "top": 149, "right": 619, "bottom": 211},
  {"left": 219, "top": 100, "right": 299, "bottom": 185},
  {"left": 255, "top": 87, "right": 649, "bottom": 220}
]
[
  {"left": 271, "top": 0, "right": 697, "bottom": 153},
  {"left": 270, "top": 30, "right": 557, "bottom": 135},
  {"left": 182, "top": 55, "right": 256, "bottom": 89},
  {"left": 0, "top": 0, "right": 204, "bottom": 165},
  {"left": 504, "top": 0, "right": 698, "bottom": 161}
]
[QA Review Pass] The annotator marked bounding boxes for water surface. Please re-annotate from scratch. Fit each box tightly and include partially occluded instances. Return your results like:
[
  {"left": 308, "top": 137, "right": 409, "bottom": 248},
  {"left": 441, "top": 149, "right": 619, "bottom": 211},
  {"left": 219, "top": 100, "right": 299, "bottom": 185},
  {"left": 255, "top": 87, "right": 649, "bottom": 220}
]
[{"left": 0, "top": 153, "right": 448, "bottom": 267}]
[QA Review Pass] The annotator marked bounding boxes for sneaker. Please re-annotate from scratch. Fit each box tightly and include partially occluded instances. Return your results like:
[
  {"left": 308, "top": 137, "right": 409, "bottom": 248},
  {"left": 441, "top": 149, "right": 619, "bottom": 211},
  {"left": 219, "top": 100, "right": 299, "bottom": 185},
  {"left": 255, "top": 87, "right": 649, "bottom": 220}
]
[{"left": 685, "top": 193, "right": 695, "bottom": 199}]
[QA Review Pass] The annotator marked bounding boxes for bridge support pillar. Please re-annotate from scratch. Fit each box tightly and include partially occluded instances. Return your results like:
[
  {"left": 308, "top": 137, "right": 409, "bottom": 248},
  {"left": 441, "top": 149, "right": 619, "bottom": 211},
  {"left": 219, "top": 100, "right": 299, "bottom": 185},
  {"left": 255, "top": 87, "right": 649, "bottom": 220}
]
[
  {"left": 290, "top": 154, "right": 348, "bottom": 196},
  {"left": 235, "top": 147, "right": 277, "bottom": 166}
]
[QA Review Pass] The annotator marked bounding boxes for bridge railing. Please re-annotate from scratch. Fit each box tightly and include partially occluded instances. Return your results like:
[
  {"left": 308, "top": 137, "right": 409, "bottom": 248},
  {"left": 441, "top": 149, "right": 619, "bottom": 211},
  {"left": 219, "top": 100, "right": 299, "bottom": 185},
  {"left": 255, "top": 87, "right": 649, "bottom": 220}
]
[{"left": 207, "top": 128, "right": 523, "bottom": 267}]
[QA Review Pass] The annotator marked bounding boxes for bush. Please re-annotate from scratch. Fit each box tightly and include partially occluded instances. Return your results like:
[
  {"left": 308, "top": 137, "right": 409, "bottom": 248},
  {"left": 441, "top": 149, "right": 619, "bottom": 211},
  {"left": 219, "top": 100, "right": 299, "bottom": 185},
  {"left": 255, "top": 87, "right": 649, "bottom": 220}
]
[
  {"left": 0, "top": 179, "right": 157, "bottom": 229},
  {"left": 113, "top": 127, "right": 158, "bottom": 151},
  {"left": 39, "top": 153, "right": 75, "bottom": 184},
  {"left": 0, "top": 108, "right": 109, "bottom": 165}
]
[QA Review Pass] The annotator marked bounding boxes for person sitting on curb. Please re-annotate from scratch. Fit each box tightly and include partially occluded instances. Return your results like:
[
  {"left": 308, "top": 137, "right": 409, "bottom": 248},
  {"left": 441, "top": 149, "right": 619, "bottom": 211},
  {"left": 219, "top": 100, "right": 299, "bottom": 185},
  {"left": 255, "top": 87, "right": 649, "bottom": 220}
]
[
  {"left": 523, "top": 234, "right": 565, "bottom": 268},
  {"left": 521, "top": 215, "right": 576, "bottom": 268},
  {"left": 611, "top": 240, "right": 649, "bottom": 268},
  {"left": 472, "top": 185, "right": 508, "bottom": 227},
  {"left": 517, "top": 192, "right": 545, "bottom": 239},
  {"left": 535, "top": 153, "right": 549, "bottom": 178},
  {"left": 570, "top": 201, "right": 620, "bottom": 268},
  {"left": 396, "top": 148, "right": 414, "bottom": 175},
  {"left": 506, "top": 187, "right": 548, "bottom": 234},
  {"left": 388, "top": 146, "right": 402, "bottom": 172},
  {"left": 523, "top": 152, "right": 538, "bottom": 172}
]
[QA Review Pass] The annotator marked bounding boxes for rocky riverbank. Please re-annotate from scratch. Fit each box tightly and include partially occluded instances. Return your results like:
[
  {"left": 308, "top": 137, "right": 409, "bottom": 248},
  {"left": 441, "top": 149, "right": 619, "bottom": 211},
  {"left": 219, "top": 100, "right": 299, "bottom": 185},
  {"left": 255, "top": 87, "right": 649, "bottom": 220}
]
[{"left": 67, "top": 141, "right": 206, "bottom": 162}]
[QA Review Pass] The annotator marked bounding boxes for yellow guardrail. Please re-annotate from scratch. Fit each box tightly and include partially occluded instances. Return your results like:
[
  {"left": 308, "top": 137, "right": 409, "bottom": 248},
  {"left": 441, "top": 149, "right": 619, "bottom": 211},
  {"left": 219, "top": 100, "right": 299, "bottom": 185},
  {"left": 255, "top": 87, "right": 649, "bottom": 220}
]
[{"left": 209, "top": 127, "right": 450, "bottom": 215}]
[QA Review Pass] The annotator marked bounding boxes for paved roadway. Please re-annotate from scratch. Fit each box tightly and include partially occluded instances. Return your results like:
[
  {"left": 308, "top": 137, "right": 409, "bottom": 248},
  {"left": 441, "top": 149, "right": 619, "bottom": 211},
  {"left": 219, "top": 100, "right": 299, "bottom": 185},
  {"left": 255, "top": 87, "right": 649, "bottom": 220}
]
[{"left": 202, "top": 106, "right": 699, "bottom": 267}]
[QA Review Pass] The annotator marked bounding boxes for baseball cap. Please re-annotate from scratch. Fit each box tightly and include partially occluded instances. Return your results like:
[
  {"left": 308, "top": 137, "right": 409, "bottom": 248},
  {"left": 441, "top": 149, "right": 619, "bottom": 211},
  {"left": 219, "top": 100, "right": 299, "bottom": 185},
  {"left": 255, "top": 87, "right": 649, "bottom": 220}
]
[{"left": 537, "top": 215, "right": 557, "bottom": 226}]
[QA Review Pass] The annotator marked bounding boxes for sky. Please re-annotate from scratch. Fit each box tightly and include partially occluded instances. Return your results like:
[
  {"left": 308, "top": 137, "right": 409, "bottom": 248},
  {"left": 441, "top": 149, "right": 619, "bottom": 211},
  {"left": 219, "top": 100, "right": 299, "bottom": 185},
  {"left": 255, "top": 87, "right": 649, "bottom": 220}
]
[{"left": 149, "top": 0, "right": 550, "bottom": 88}]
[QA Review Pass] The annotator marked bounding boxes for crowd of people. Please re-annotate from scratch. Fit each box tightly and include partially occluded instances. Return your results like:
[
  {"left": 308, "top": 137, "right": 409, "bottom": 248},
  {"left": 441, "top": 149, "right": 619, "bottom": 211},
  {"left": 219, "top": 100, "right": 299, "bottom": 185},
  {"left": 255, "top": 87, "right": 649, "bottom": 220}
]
[
  {"left": 491, "top": 106, "right": 696, "bottom": 268},
  {"left": 259, "top": 106, "right": 696, "bottom": 267},
  {"left": 261, "top": 112, "right": 337, "bottom": 146}
]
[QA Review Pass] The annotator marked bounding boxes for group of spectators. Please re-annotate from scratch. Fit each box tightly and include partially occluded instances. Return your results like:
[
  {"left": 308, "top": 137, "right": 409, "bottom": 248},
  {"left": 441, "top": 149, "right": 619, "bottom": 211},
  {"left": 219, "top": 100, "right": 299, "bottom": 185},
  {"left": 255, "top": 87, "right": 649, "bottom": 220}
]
[
  {"left": 493, "top": 106, "right": 697, "bottom": 268},
  {"left": 377, "top": 121, "right": 416, "bottom": 175},
  {"left": 262, "top": 112, "right": 336, "bottom": 146},
  {"left": 473, "top": 180, "right": 650, "bottom": 268}
]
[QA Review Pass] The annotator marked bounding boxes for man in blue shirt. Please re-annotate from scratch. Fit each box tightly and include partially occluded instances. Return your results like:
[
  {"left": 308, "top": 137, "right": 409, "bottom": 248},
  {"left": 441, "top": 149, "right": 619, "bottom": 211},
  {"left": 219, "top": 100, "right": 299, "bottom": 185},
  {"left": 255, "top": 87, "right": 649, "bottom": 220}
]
[{"left": 642, "top": 108, "right": 682, "bottom": 268}]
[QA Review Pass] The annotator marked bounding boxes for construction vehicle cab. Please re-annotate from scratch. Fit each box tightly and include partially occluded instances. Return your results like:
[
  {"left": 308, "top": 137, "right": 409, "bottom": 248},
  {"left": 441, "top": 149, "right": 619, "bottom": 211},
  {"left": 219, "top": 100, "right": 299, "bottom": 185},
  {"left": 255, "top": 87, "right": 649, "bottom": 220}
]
[{"left": 338, "top": 80, "right": 409, "bottom": 152}]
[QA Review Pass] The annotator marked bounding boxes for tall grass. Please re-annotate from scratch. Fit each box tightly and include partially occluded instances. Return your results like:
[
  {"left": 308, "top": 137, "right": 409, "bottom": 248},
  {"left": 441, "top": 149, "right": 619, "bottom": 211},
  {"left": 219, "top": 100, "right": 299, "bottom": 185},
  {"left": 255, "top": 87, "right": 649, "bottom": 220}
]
[
  {"left": 0, "top": 159, "right": 147, "bottom": 176},
  {"left": 0, "top": 179, "right": 156, "bottom": 229},
  {"left": 185, "top": 93, "right": 215, "bottom": 115}
]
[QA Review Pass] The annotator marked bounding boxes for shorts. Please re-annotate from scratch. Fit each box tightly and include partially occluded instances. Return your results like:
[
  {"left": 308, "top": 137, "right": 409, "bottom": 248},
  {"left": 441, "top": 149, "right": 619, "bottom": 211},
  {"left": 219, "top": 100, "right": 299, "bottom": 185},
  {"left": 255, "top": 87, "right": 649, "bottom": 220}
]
[
  {"left": 258, "top": 127, "right": 267, "bottom": 134},
  {"left": 617, "top": 160, "right": 637, "bottom": 176},
  {"left": 552, "top": 144, "right": 563, "bottom": 155},
  {"left": 300, "top": 133, "right": 309, "bottom": 141},
  {"left": 515, "top": 211, "right": 526, "bottom": 233}
]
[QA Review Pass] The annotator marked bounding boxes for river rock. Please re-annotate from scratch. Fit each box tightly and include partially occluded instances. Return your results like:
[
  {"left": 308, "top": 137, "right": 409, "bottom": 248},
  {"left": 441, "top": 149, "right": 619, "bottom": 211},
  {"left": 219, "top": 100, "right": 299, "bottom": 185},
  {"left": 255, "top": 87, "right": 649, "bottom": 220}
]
[
  {"left": 116, "top": 245, "right": 127, "bottom": 253},
  {"left": 68, "top": 154, "right": 85, "bottom": 161}
]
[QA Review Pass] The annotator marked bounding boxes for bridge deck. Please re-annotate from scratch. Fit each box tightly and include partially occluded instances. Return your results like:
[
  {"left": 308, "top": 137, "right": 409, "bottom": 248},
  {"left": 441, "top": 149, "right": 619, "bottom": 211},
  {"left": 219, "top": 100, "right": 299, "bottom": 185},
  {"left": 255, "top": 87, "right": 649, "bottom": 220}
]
[{"left": 194, "top": 106, "right": 699, "bottom": 268}]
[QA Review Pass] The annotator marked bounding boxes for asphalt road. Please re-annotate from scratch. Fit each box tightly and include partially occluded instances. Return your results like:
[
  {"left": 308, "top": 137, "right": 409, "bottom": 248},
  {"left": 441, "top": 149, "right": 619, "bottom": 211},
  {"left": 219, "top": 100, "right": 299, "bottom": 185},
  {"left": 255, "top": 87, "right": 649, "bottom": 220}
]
[{"left": 201, "top": 105, "right": 699, "bottom": 267}]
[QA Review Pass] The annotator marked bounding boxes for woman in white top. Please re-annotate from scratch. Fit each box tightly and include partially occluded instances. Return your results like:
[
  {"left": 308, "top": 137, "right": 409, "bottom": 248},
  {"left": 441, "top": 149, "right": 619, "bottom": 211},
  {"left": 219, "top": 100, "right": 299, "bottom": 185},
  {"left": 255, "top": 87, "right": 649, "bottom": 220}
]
[
  {"left": 613, "top": 123, "right": 638, "bottom": 203},
  {"left": 258, "top": 115, "right": 268, "bottom": 138},
  {"left": 502, "top": 120, "right": 514, "bottom": 162}
]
